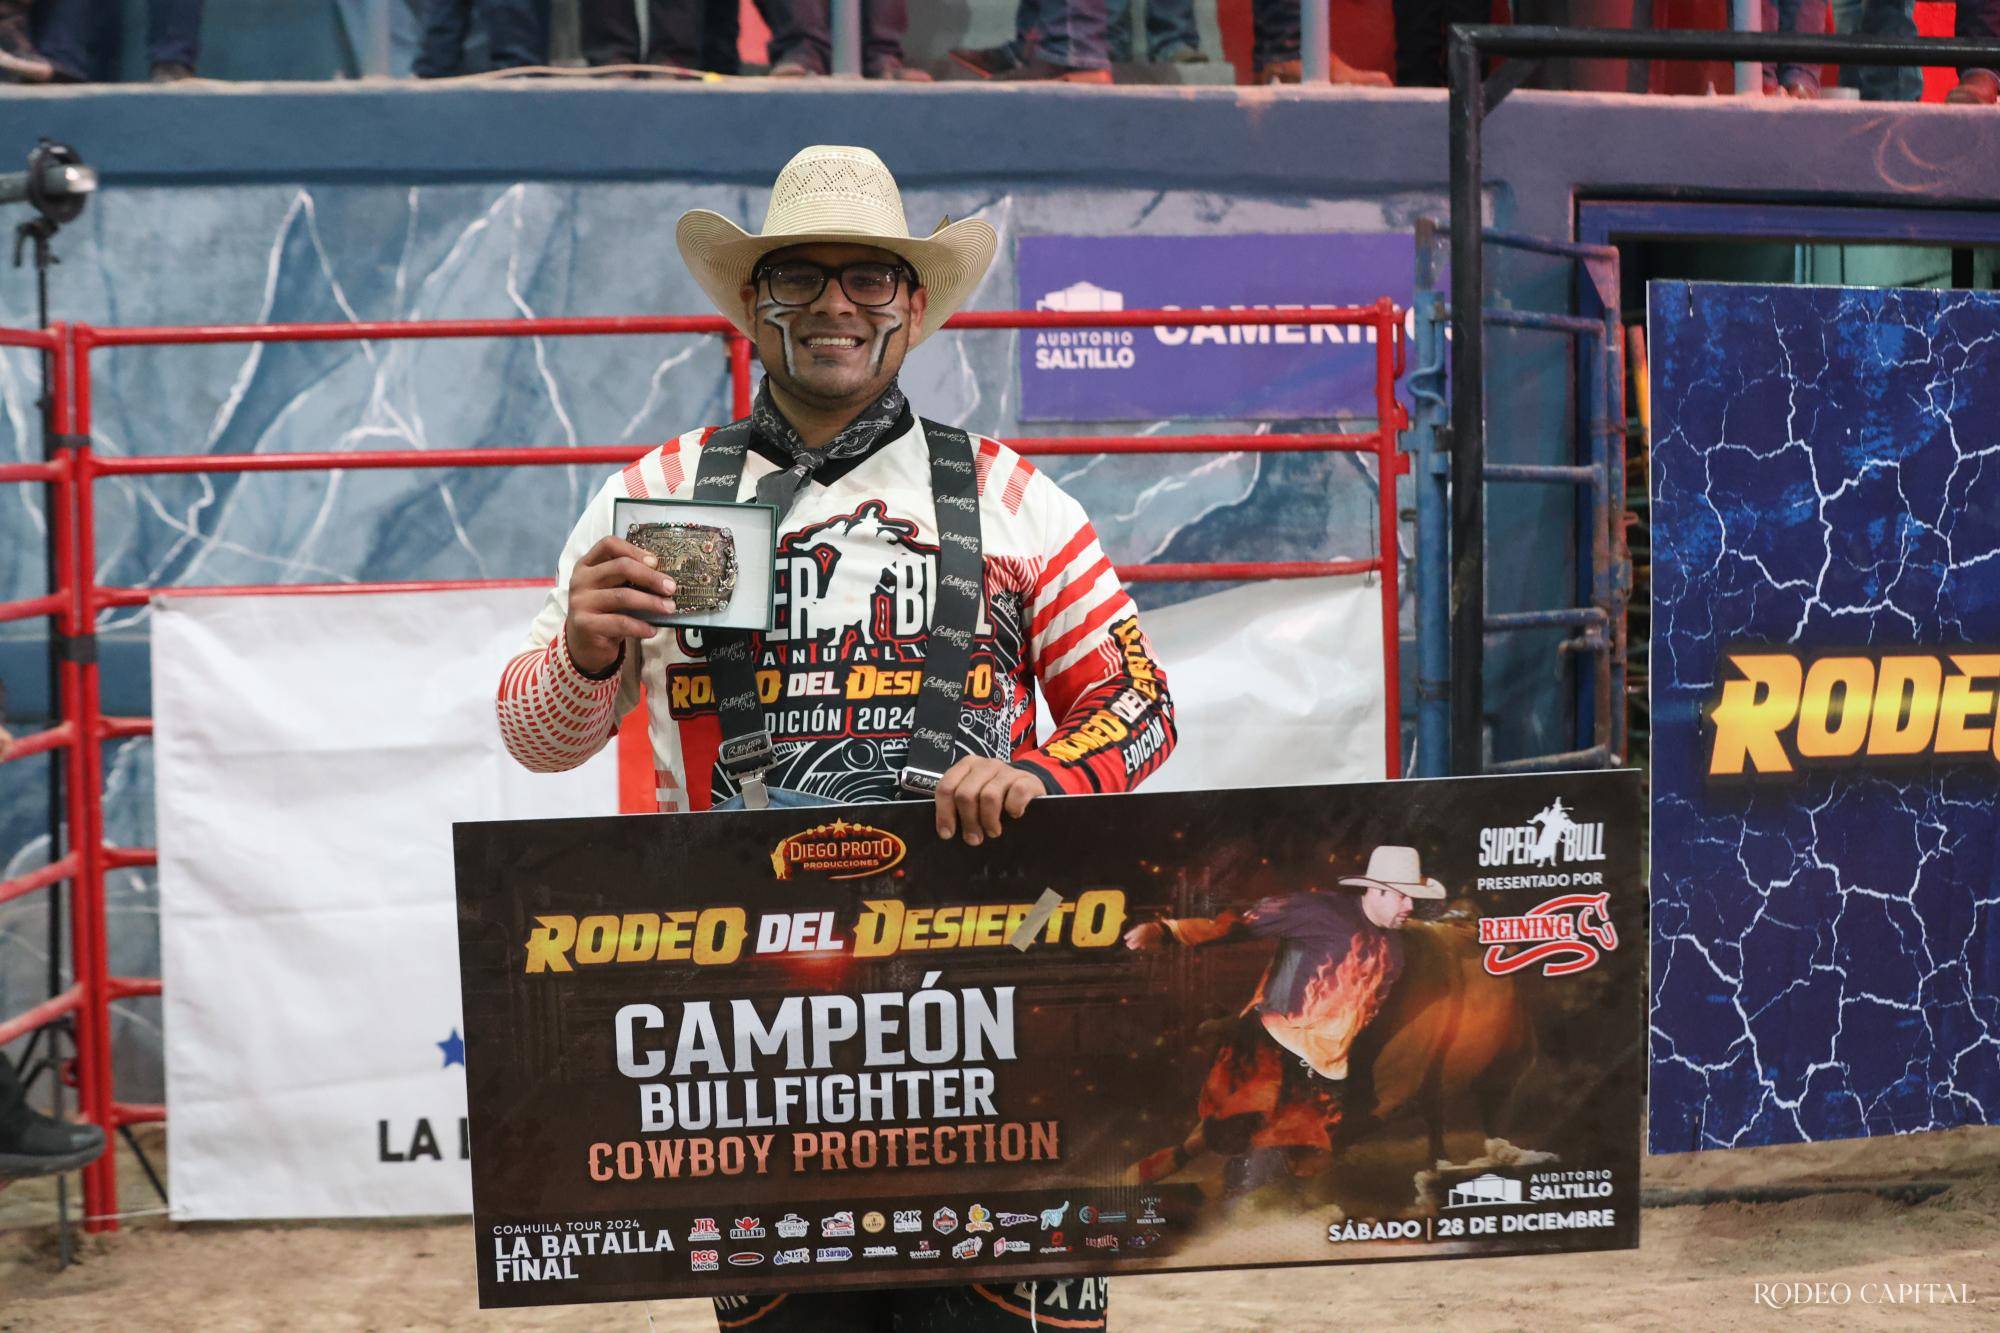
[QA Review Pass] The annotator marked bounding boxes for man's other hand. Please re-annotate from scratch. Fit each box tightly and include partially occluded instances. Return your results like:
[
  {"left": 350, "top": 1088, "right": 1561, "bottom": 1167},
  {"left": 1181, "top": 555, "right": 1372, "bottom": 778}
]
[
  {"left": 565, "top": 536, "right": 678, "bottom": 675},
  {"left": 1123, "top": 922, "right": 1166, "bottom": 951},
  {"left": 935, "top": 756, "right": 1043, "bottom": 846}
]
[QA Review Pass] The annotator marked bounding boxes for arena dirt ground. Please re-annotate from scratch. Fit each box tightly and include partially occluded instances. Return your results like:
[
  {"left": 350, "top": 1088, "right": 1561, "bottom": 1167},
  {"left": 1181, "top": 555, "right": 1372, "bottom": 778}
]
[{"left": 3, "top": 1124, "right": 1995, "bottom": 1331}]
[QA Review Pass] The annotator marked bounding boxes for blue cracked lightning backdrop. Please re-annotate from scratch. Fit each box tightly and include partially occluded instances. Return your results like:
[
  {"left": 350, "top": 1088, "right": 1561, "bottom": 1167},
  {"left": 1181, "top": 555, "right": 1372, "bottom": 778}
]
[{"left": 1649, "top": 280, "right": 2000, "bottom": 1153}]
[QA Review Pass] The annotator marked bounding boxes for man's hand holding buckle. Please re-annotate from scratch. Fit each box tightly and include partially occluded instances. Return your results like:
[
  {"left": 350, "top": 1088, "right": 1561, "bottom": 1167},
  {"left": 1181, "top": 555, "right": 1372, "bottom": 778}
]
[
  {"left": 564, "top": 536, "right": 679, "bottom": 676},
  {"left": 934, "top": 755, "right": 1043, "bottom": 847}
]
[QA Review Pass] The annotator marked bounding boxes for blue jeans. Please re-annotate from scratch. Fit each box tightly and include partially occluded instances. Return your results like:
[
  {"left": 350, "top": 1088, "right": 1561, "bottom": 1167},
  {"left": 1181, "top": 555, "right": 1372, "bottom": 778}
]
[
  {"left": 1251, "top": 0, "right": 1302, "bottom": 65},
  {"left": 1019, "top": 0, "right": 1112, "bottom": 70},
  {"left": 413, "top": 0, "right": 549, "bottom": 76},
  {"left": 35, "top": 0, "right": 201, "bottom": 78},
  {"left": 1830, "top": 0, "right": 1921, "bottom": 98},
  {"left": 1765, "top": 0, "right": 1830, "bottom": 91},
  {"left": 1107, "top": 0, "right": 1199, "bottom": 61},
  {"left": 767, "top": 0, "right": 911, "bottom": 74},
  {"left": 708, "top": 788, "right": 844, "bottom": 812}
]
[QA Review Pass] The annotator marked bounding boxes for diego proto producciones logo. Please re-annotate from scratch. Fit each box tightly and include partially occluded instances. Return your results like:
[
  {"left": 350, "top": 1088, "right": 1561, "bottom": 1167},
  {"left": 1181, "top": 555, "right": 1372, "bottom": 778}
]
[{"left": 771, "top": 821, "right": 906, "bottom": 881}]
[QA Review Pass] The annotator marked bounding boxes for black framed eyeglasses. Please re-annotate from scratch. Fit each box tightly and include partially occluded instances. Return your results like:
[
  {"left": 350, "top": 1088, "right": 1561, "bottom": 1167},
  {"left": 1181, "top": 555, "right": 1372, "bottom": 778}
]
[{"left": 754, "top": 259, "right": 916, "bottom": 308}]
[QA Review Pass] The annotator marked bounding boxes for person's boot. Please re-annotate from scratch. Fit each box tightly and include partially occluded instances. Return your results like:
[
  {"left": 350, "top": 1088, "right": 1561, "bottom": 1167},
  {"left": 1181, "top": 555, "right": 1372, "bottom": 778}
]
[
  {"left": 1947, "top": 70, "right": 2000, "bottom": 104},
  {"left": 1255, "top": 54, "right": 1391, "bottom": 87},
  {"left": 150, "top": 61, "right": 196, "bottom": 83},
  {"left": 947, "top": 42, "right": 1029, "bottom": 79},
  {"left": 0, "top": 1106, "right": 107, "bottom": 1179},
  {"left": 1766, "top": 67, "right": 1819, "bottom": 99},
  {"left": 0, "top": 1, "right": 53, "bottom": 83},
  {"left": 866, "top": 58, "right": 932, "bottom": 82},
  {"left": 993, "top": 56, "right": 1113, "bottom": 84}
]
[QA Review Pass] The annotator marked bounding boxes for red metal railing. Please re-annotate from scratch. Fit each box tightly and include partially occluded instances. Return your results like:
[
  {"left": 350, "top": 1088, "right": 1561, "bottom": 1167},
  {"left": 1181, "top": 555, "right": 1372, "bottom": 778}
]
[{"left": 0, "top": 300, "right": 1407, "bottom": 1230}]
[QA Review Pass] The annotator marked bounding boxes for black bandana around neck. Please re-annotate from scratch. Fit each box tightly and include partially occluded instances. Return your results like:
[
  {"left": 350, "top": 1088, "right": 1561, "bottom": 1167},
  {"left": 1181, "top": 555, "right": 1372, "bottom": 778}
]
[
  {"left": 751, "top": 377, "right": 909, "bottom": 469},
  {"left": 745, "top": 379, "right": 910, "bottom": 519}
]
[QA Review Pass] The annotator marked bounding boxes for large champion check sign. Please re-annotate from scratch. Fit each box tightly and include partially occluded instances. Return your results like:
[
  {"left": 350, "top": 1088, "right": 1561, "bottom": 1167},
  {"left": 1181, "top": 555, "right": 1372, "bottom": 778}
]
[{"left": 454, "top": 774, "right": 1644, "bottom": 1308}]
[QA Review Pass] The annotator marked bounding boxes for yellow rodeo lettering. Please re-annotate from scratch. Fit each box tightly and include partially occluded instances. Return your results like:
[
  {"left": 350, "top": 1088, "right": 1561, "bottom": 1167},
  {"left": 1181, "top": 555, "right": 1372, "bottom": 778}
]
[
  {"left": 1706, "top": 648, "right": 2000, "bottom": 778},
  {"left": 522, "top": 909, "right": 749, "bottom": 972}
]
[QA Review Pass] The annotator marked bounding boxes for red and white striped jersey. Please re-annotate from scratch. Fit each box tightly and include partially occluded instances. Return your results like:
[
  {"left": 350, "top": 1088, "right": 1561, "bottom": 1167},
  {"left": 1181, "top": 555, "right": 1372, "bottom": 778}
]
[{"left": 497, "top": 417, "right": 1176, "bottom": 810}]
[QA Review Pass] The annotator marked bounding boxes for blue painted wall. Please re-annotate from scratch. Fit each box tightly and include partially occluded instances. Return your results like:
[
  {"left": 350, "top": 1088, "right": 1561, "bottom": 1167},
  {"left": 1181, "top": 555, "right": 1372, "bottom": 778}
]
[{"left": 1649, "top": 281, "right": 2000, "bottom": 1149}]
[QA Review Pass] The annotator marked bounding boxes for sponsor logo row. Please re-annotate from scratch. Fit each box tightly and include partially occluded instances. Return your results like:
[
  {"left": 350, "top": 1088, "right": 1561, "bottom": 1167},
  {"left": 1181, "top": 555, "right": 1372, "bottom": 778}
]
[
  {"left": 689, "top": 1231, "right": 1166, "bottom": 1272},
  {"left": 683, "top": 1198, "right": 1169, "bottom": 1272}
]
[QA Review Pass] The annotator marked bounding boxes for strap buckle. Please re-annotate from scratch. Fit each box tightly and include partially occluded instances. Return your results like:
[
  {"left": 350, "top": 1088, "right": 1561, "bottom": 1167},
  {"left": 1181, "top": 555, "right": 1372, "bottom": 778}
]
[
  {"left": 719, "top": 732, "right": 776, "bottom": 810},
  {"left": 897, "top": 765, "right": 946, "bottom": 797}
]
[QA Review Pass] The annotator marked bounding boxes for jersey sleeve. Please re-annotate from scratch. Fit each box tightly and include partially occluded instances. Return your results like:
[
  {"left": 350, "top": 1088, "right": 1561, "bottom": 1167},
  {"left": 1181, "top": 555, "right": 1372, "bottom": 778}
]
[
  {"left": 1009, "top": 477, "right": 1177, "bottom": 795},
  {"left": 1161, "top": 911, "right": 1245, "bottom": 947},
  {"left": 496, "top": 472, "right": 643, "bottom": 772}
]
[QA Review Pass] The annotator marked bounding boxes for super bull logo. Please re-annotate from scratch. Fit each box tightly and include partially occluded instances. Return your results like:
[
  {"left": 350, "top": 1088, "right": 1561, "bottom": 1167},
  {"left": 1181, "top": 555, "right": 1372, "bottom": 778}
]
[{"left": 1477, "top": 798, "right": 1606, "bottom": 868}]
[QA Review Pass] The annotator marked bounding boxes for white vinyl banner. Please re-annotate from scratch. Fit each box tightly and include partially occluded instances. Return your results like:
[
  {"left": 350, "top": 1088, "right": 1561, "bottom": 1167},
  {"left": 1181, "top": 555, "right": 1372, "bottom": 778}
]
[
  {"left": 155, "top": 575, "right": 1384, "bottom": 1219},
  {"left": 1144, "top": 575, "right": 1388, "bottom": 789},
  {"left": 155, "top": 588, "right": 617, "bottom": 1220}
]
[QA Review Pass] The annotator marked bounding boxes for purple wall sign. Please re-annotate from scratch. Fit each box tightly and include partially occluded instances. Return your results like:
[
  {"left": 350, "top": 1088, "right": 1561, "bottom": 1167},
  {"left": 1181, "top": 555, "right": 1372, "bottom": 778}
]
[{"left": 1015, "top": 232, "right": 1413, "bottom": 423}]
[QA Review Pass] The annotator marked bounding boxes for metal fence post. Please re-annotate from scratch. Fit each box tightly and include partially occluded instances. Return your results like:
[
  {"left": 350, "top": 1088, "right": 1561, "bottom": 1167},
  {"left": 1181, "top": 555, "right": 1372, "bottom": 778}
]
[
  {"left": 1303, "top": 0, "right": 1331, "bottom": 84},
  {"left": 831, "top": 0, "right": 863, "bottom": 77},
  {"left": 1729, "top": 0, "right": 1763, "bottom": 95},
  {"left": 1408, "top": 221, "right": 1451, "bottom": 777},
  {"left": 1447, "top": 28, "right": 1486, "bottom": 775}
]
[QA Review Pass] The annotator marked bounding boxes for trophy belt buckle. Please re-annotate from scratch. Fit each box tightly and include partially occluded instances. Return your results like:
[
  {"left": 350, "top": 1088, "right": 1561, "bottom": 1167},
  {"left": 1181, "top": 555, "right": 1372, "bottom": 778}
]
[{"left": 625, "top": 521, "right": 739, "bottom": 615}]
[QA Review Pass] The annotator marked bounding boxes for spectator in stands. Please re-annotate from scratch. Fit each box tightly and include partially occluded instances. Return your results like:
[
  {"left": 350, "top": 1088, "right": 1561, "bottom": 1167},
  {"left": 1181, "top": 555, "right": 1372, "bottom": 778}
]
[
  {"left": 1394, "top": 0, "right": 1486, "bottom": 87},
  {"left": 36, "top": 0, "right": 204, "bottom": 82},
  {"left": 413, "top": 0, "right": 550, "bottom": 78},
  {"left": 1946, "top": 0, "right": 2000, "bottom": 102},
  {"left": 769, "top": 0, "right": 931, "bottom": 79},
  {"left": 951, "top": 0, "right": 1116, "bottom": 82},
  {"left": 1250, "top": 0, "right": 1390, "bottom": 84},
  {"left": 948, "top": 0, "right": 1035, "bottom": 76},
  {"left": 696, "top": 0, "right": 779, "bottom": 74},
  {"left": 0, "top": 0, "right": 51, "bottom": 82},
  {"left": 579, "top": 0, "right": 703, "bottom": 70},
  {"left": 1108, "top": 0, "right": 1205, "bottom": 64},
  {"left": 1830, "top": 0, "right": 1921, "bottom": 99},
  {"left": 1764, "top": 0, "right": 1832, "bottom": 97}
]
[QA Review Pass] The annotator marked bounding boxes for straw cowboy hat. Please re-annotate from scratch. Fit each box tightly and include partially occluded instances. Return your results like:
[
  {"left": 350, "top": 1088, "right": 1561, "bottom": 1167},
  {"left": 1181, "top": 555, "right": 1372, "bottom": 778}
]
[
  {"left": 675, "top": 145, "right": 998, "bottom": 346},
  {"left": 1338, "top": 845, "right": 1447, "bottom": 899}
]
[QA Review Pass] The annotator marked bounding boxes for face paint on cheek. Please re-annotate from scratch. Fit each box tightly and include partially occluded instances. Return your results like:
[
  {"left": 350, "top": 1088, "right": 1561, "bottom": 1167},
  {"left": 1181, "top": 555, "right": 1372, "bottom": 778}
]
[
  {"left": 865, "top": 311, "right": 905, "bottom": 376},
  {"left": 758, "top": 301, "right": 800, "bottom": 378}
]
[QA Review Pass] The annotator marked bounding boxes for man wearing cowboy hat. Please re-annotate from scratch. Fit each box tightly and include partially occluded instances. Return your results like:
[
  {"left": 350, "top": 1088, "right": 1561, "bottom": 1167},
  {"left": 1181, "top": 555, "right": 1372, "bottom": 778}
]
[
  {"left": 497, "top": 145, "right": 1173, "bottom": 1330},
  {"left": 1122, "top": 844, "right": 1446, "bottom": 1195}
]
